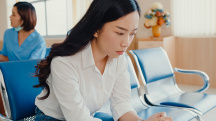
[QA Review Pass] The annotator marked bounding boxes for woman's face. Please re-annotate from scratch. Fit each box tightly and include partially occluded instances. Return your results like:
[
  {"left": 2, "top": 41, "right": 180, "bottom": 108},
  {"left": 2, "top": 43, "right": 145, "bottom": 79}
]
[
  {"left": 93, "top": 11, "right": 139, "bottom": 58},
  {"left": 10, "top": 7, "right": 23, "bottom": 28}
]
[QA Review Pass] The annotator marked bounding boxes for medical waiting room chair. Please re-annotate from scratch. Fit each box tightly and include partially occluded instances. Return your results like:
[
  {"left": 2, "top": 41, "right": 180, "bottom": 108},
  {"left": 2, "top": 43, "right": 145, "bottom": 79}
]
[
  {"left": 0, "top": 48, "right": 49, "bottom": 60},
  {"left": 0, "top": 59, "right": 42, "bottom": 121},
  {"left": 94, "top": 54, "right": 200, "bottom": 121},
  {"left": 45, "top": 48, "right": 51, "bottom": 57},
  {"left": 129, "top": 47, "right": 216, "bottom": 116},
  {"left": 0, "top": 53, "right": 199, "bottom": 121}
]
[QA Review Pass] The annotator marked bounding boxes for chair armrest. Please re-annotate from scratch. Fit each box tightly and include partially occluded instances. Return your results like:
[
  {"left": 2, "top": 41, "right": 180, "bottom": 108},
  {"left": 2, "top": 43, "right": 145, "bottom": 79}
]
[
  {"left": 0, "top": 113, "right": 12, "bottom": 121},
  {"left": 173, "top": 67, "right": 209, "bottom": 93},
  {"left": 94, "top": 112, "right": 114, "bottom": 121},
  {"left": 0, "top": 83, "right": 11, "bottom": 119}
]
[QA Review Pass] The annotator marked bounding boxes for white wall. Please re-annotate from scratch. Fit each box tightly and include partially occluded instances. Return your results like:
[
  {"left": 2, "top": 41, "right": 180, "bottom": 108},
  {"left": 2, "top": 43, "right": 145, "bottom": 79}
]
[
  {"left": 136, "top": 0, "right": 172, "bottom": 38},
  {"left": 0, "top": 0, "right": 8, "bottom": 40}
]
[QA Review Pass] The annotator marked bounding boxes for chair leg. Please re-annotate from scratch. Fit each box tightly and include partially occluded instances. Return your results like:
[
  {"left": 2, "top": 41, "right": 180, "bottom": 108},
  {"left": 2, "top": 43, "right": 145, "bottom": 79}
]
[
  {"left": 195, "top": 115, "right": 204, "bottom": 121},
  {"left": 0, "top": 93, "right": 5, "bottom": 116}
]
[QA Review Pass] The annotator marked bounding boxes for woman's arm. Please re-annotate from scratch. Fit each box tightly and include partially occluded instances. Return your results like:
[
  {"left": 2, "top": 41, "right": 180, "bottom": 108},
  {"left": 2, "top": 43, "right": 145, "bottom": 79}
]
[
  {"left": 118, "top": 111, "right": 140, "bottom": 121},
  {"left": 0, "top": 55, "right": 9, "bottom": 62},
  {"left": 119, "top": 111, "right": 172, "bottom": 121},
  {"left": 50, "top": 57, "right": 102, "bottom": 121},
  {"left": 111, "top": 55, "right": 172, "bottom": 121}
]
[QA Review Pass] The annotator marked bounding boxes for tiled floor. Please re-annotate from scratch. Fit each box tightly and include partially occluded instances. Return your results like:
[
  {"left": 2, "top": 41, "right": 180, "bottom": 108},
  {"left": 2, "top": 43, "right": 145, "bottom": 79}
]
[{"left": 139, "top": 84, "right": 216, "bottom": 121}]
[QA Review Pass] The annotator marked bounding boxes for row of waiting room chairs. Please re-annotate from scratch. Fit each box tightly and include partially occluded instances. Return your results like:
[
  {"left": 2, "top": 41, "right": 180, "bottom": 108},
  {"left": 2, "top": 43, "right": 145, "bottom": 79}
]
[
  {"left": 0, "top": 48, "right": 51, "bottom": 59},
  {"left": 0, "top": 47, "right": 216, "bottom": 121}
]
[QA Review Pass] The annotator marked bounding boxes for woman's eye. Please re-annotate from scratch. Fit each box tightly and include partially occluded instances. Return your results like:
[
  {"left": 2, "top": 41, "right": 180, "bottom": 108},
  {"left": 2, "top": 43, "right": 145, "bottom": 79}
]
[
  {"left": 116, "top": 32, "right": 124, "bottom": 35},
  {"left": 131, "top": 33, "right": 136, "bottom": 36}
]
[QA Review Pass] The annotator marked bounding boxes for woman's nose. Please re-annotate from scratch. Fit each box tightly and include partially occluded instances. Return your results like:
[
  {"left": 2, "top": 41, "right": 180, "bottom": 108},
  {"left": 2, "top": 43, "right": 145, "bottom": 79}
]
[{"left": 121, "top": 36, "right": 130, "bottom": 47}]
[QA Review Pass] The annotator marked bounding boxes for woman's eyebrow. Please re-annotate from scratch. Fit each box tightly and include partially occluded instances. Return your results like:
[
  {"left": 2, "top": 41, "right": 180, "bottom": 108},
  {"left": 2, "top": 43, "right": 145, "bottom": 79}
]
[{"left": 116, "top": 26, "right": 138, "bottom": 31}]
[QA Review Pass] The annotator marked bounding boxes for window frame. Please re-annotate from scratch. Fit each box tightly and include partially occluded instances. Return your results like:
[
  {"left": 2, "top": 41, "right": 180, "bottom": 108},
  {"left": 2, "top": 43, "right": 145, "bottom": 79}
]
[{"left": 26, "top": 0, "right": 69, "bottom": 38}]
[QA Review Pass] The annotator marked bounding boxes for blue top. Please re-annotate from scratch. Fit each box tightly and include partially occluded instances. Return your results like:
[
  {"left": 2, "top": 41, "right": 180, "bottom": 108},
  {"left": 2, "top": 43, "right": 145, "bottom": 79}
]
[{"left": 2, "top": 28, "right": 46, "bottom": 61}]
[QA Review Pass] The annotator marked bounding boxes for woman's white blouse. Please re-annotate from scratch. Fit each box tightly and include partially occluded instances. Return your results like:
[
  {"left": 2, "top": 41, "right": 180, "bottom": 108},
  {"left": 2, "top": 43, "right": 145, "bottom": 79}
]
[{"left": 35, "top": 44, "right": 135, "bottom": 121}]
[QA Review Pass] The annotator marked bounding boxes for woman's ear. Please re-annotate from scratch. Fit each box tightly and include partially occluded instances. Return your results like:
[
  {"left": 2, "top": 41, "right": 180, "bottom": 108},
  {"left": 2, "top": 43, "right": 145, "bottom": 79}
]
[
  {"left": 94, "top": 31, "right": 98, "bottom": 38},
  {"left": 94, "top": 29, "right": 101, "bottom": 38},
  {"left": 20, "top": 20, "right": 24, "bottom": 26}
]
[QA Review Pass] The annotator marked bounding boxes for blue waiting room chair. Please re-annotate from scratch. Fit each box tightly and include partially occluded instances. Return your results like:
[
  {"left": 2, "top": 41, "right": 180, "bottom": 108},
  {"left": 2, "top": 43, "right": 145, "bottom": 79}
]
[
  {"left": 0, "top": 59, "right": 42, "bottom": 121},
  {"left": 0, "top": 53, "right": 199, "bottom": 121},
  {"left": 94, "top": 54, "right": 200, "bottom": 121},
  {"left": 0, "top": 48, "right": 49, "bottom": 59},
  {"left": 45, "top": 48, "right": 51, "bottom": 57},
  {"left": 129, "top": 47, "right": 216, "bottom": 116}
]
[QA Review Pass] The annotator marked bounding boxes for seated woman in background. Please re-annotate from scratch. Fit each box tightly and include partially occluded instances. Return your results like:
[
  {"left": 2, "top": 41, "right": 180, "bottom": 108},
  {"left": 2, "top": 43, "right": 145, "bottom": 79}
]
[
  {"left": 34, "top": 0, "right": 172, "bottom": 121},
  {"left": 0, "top": 2, "right": 46, "bottom": 62}
]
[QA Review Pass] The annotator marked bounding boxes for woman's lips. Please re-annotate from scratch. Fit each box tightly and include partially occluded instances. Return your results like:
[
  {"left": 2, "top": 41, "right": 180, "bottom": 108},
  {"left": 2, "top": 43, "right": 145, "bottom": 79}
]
[{"left": 116, "top": 51, "right": 124, "bottom": 55}]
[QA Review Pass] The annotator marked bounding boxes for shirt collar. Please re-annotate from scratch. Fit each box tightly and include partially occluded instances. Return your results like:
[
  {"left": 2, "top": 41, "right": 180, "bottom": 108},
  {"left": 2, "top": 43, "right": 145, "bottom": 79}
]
[
  {"left": 81, "top": 43, "right": 115, "bottom": 70},
  {"left": 81, "top": 44, "right": 95, "bottom": 69}
]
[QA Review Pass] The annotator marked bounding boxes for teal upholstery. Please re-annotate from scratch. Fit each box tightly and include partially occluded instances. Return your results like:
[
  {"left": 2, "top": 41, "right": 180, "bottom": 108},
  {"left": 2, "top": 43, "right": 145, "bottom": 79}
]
[
  {"left": 45, "top": 48, "right": 51, "bottom": 57},
  {"left": 130, "top": 47, "right": 216, "bottom": 115},
  {"left": 0, "top": 59, "right": 42, "bottom": 120}
]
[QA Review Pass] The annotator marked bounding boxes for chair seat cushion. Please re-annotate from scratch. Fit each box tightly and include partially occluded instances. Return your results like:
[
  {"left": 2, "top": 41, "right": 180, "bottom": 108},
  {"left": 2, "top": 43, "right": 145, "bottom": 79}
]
[
  {"left": 94, "top": 106, "right": 196, "bottom": 121},
  {"left": 138, "top": 106, "right": 196, "bottom": 121},
  {"left": 159, "top": 92, "right": 216, "bottom": 114}
]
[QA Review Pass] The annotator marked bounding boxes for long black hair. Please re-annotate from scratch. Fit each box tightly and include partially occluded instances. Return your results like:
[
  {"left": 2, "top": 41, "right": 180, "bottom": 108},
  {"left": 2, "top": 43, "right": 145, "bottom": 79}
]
[{"left": 34, "top": 0, "right": 141, "bottom": 100}]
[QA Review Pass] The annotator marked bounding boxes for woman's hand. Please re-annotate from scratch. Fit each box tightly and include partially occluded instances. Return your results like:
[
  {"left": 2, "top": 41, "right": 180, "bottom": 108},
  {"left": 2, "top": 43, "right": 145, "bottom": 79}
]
[
  {"left": 145, "top": 112, "right": 173, "bottom": 121},
  {"left": 0, "top": 55, "right": 9, "bottom": 62}
]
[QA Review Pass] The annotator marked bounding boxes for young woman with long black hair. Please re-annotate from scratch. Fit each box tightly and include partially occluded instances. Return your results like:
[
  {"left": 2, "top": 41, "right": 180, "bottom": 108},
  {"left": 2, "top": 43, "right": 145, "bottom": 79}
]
[{"left": 34, "top": 0, "right": 172, "bottom": 121}]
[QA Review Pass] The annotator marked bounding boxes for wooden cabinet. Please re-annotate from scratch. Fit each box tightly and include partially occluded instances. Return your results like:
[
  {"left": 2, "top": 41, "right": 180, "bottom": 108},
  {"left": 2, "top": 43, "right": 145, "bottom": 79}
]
[{"left": 137, "top": 41, "right": 163, "bottom": 49}]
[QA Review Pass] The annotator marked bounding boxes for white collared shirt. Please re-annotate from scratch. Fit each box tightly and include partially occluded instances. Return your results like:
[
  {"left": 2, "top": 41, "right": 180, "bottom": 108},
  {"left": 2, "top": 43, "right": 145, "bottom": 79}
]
[{"left": 35, "top": 44, "right": 135, "bottom": 121}]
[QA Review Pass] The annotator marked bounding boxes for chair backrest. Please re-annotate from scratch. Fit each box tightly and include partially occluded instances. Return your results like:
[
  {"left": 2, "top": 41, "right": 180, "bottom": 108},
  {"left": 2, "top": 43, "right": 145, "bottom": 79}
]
[
  {"left": 126, "top": 55, "right": 139, "bottom": 89},
  {"left": 129, "top": 48, "right": 179, "bottom": 101},
  {"left": 0, "top": 59, "right": 42, "bottom": 120},
  {"left": 125, "top": 54, "right": 149, "bottom": 111},
  {"left": 45, "top": 48, "right": 51, "bottom": 57},
  {"left": 130, "top": 47, "right": 174, "bottom": 84}
]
